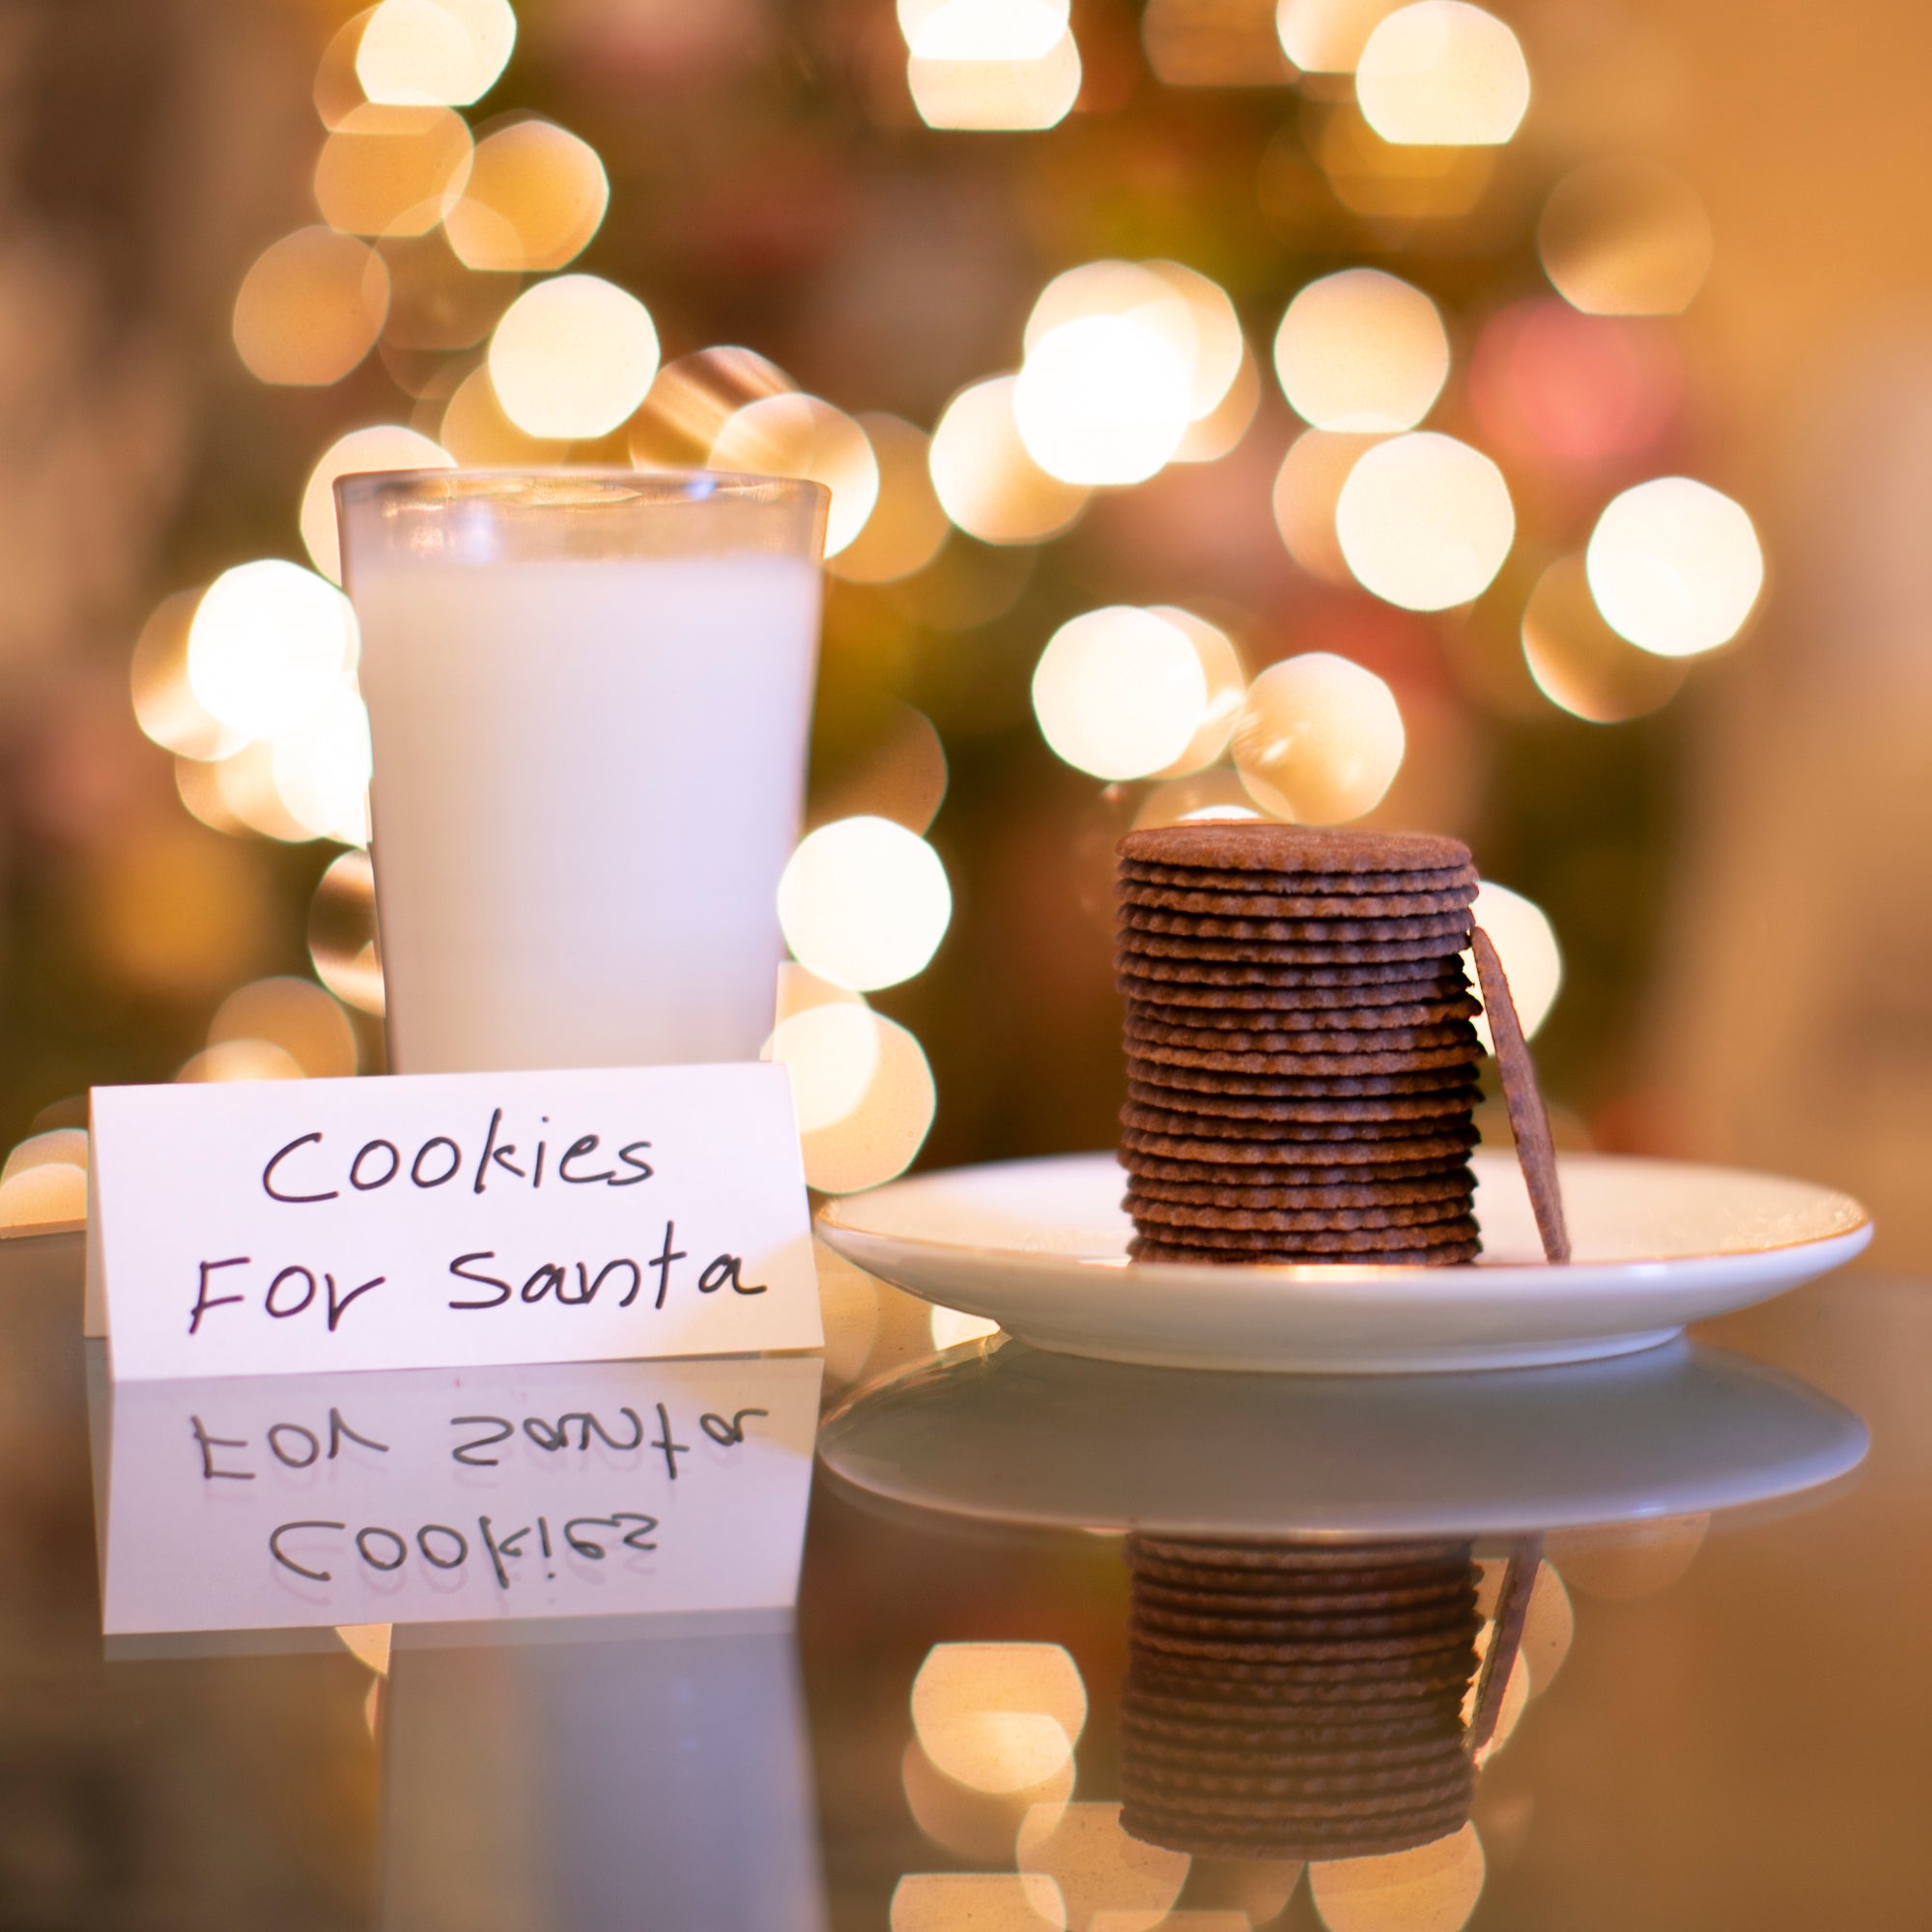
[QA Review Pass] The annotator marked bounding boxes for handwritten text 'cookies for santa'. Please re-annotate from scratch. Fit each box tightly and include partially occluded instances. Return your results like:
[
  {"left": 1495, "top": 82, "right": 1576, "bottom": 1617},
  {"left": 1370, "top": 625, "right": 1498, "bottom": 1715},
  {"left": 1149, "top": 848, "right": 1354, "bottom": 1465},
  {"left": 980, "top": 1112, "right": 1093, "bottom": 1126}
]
[{"left": 90, "top": 1063, "right": 820, "bottom": 1380}]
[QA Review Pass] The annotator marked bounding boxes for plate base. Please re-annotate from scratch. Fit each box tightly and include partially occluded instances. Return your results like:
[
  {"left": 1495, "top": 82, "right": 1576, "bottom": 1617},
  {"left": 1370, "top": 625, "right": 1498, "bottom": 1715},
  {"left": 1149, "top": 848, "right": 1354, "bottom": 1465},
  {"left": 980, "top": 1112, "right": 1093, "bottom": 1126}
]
[{"left": 1016, "top": 1321, "right": 1686, "bottom": 1376}]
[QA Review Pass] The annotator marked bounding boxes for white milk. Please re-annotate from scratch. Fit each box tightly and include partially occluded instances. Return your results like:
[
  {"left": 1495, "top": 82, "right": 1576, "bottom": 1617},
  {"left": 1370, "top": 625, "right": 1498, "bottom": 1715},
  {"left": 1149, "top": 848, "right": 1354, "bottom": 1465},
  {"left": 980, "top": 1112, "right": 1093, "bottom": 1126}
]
[{"left": 353, "top": 554, "right": 821, "bottom": 1074}]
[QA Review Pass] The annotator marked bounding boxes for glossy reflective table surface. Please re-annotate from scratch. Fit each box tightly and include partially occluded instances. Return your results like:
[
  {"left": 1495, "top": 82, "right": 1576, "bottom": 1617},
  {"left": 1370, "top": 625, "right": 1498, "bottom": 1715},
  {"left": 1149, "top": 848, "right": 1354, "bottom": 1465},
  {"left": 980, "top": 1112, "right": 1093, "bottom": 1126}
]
[{"left": 7, "top": 1228, "right": 1929, "bottom": 1930}]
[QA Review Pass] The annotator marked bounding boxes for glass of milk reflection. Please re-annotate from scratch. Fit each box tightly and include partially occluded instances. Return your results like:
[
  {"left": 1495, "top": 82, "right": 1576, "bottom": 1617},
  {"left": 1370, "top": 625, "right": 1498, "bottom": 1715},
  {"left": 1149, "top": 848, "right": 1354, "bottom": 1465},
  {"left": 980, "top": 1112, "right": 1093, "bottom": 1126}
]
[{"left": 335, "top": 471, "right": 828, "bottom": 1074}]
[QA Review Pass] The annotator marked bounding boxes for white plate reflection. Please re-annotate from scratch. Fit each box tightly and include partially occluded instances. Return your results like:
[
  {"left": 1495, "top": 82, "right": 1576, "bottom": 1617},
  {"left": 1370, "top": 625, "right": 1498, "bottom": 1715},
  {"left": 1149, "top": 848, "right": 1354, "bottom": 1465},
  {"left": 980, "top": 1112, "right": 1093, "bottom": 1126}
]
[{"left": 818, "top": 1335, "right": 1868, "bottom": 1537}]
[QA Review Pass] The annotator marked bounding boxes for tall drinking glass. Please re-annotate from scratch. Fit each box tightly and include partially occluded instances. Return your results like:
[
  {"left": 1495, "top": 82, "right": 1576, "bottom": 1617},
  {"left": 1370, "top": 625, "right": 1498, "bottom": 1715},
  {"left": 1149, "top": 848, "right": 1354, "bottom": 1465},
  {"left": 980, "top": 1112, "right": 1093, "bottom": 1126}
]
[{"left": 335, "top": 470, "right": 828, "bottom": 1074}]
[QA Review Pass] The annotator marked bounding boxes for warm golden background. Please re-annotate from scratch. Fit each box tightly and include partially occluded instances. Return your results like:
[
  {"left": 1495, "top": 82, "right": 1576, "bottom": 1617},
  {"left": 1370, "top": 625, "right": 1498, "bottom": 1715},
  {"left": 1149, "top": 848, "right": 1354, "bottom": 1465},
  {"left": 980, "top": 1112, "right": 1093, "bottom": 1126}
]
[{"left": 0, "top": 0, "right": 1922, "bottom": 1257}]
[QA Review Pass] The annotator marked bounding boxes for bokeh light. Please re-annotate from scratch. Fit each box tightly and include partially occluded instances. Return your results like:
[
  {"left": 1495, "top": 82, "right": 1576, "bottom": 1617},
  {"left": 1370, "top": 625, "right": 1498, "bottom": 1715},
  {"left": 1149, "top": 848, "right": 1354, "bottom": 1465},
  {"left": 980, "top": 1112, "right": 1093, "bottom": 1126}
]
[
  {"left": 232, "top": 228, "right": 387, "bottom": 386},
  {"left": 1015, "top": 315, "right": 1193, "bottom": 486},
  {"left": 890, "top": 1874, "right": 1066, "bottom": 1932},
  {"left": 309, "top": 849, "right": 385, "bottom": 1015},
  {"left": 1272, "top": 430, "right": 1380, "bottom": 583},
  {"left": 178, "top": 1039, "right": 307, "bottom": 1084},
  {"left": 173, "top": 755, "right": 245, "bottom": 838},
  {"left": 356, "top": 0, "right": 516, "bottom": 108},
  {"left": 812, "top": 700, "right": 950, "bottom": 835},
  {"left": 904, "top": 1, "right": 1082, "bottom": 131},
  {"left": 313, "top": 103, "right": 473, "bottom": 238},
  {"left": 131, "top": 590, "right": 246, "bottom": 762},
  {"left": 1521, "top": 554, "right": 1688, "bottom": 723},
  {"left": 779, "top": 815, "right": 952, "bottom": 991},
  {"left": 1467, "top": 880, "right": 1560, "bottom": 1045},
  {"left": 1174, "top": 340, "right": 1262, "bottom": 463},
  {"left": 1232, "top": 653, "right": 1406, "bottom": 823},
  {"left": 1520, "top": 1560, "right": 1575, "bottom": 1694},
  {"left": 1135, "top": 770, "right": 1272, "bottom": 828},
  {"left": 488, "top": 274, "right": 660, "bottom": 440},
  {"left": 1309, "top": 1824, "right": 1486, "bottom": 1932},
  {"left": 378, "top": 227, "right": 518, "bottom": 356},
  {"left": 896, "top": 1739, "right": 1066, "bottom": 1870},
  {"left": 1151, "top": 608, "right": 1246, "bottom": 776},
  {"left": 444, "top": 119, "right": 610, "bottom": 272},
  {"left": 1539, "top": 159, "right": 1713, "bottom": 316},
  {"left": 770, "top": 1004, "right": 937, "bottom": 1192},
  {"left": 1276, "top": 0, "right": 1405, "bottom": 72},
  {"left": 315, "top": 7, "right": 378, "bottom": 129},
  {"left": 709, "top": 393, "right": 881, "bottom": 558},
  {"left": 901, "top": 1733, "right": 1072, "bottom": 1866},
  {"left": 1025, "top": 260, "right": 1242, "bottom": 431},
  {"left": 1335, "top": 432, "right": 1515, "bottom": 610},
  {"left": 1355, "top": 3, "right": 1530, "bottom": 147},
  {"left": 436, "top": 363, "right": 571, "bottom": 466},
  {"left": 930, "top": 1304, "right": 1002, "bottom": 1350},
  {"left": 0, "top": 1132, "right": 89, "bottom": 1234},
  {"left": 1033, "top": 607, "right": 1209, "bottom": 781},
  {"left": 629, "top": 346, "right": 795, "bottom": 468},
  {"left": 912, "top": 1643, "right": 1088, "bottom": 1793},
  {"left": 1273, "top": 271, "right": 1449, "bottom": 434},
  {"left": 1467, "top": 300, "right": 1679, "bottom": 471},
  {"left": 1018, "top": 1802, "right": 1190, "bottom": 1930},
  {"left": 929, "top": 376, "right": 1090, "bottom": 544},
  {"left": 1545, "top": 1514, "right": 1708, "bottom": 1600},
  {"left": 205, "top": 744, "right": 322, "bottom": 845},
  {"left": 829, "top": 415, "right": 950, "bottom": 583},
  {"left": 1147, "top": 260, "right": 1247, "bottom": 423},
  {"left": 186, "top": 561, "right": 358, "bottom": 743},
  {"left": 270, "top": 685, "right": 375, "bottom": 845},
  {"left": 209, "top": 977, "right": 359, "bottom": 1079},
  {"left": 1585, "top": 477, "right": 1764, "bottom": 657},
  {"left": 815, "top": 1236, "right": 884, "bottom": 1391},
  {"left": 299, "top": 425, "right": 453, "bottom": 582}
]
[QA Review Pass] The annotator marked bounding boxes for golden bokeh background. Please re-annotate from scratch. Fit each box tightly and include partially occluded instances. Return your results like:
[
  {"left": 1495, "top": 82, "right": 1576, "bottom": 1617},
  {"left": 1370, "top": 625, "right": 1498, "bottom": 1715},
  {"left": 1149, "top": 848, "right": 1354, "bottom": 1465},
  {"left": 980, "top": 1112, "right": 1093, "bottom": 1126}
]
[{"left": 0, "top": 0, "right": 1922, "bottom": 1250}]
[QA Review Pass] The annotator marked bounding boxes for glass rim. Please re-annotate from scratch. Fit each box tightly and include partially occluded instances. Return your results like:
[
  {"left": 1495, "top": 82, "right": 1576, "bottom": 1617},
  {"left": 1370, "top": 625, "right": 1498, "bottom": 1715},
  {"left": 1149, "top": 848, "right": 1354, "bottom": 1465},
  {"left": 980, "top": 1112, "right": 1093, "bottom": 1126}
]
[{"left": 333, "top": 467, "right": 832, "bottom": 515}]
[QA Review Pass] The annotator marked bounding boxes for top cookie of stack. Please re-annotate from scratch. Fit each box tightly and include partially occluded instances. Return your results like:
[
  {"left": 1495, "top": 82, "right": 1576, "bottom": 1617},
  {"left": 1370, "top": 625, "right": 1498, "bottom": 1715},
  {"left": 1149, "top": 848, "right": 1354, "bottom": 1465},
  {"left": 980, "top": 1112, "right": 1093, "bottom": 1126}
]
[{"left": 1116, "top": 822, "right": 1484, "bottom": 1266}]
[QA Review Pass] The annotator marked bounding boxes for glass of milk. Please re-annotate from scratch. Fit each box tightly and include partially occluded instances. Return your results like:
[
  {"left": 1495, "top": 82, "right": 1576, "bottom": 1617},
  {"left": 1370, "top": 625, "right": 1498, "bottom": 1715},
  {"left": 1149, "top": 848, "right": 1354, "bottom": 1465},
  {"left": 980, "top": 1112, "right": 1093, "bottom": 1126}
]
[{"left": 335, "top": 469, "right": 828, "bottom": 1075}]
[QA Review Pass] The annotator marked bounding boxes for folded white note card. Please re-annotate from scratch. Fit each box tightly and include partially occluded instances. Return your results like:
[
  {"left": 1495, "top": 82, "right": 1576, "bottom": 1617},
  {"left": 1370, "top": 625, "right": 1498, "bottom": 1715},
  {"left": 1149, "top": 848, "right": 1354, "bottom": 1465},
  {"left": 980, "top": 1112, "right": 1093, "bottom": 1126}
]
[{"left": 90, "top": 1063, "right": 821, "bottom": 1381}]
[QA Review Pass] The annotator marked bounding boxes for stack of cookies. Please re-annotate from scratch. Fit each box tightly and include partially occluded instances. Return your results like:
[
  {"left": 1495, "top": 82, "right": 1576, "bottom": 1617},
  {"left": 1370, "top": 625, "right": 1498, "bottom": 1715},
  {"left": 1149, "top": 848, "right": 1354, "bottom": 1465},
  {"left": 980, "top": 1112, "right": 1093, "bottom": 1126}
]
[
  {"left": 1116, "top": 823, "right": 1484, "bottom": 1265},
  {"left": 1118, "top": 1535, "right": 1483, "bottom": 1861}
]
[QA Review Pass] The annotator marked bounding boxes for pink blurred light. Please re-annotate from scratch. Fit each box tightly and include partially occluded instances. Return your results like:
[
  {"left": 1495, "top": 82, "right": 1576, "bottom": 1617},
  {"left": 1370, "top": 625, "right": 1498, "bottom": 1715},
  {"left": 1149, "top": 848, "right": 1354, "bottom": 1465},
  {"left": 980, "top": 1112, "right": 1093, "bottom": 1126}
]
[{"left": 1468, "top": 299, "right": 1680, "bottom": 472}]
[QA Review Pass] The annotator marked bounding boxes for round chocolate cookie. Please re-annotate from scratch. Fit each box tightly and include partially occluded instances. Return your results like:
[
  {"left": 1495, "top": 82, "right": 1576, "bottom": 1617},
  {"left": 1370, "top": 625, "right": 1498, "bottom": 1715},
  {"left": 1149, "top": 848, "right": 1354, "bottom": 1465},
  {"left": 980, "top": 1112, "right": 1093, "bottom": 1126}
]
[
  {"left": 1133, "top": 1577, "right": 1478, "bottom": 1621},
  {"left": 1120, "top": 908, "right": 1474, "bottom": 946},
  {"left": 1126, "top": 1101, "right": 1478, "bottom": 1133},
  {"left": 1127, "top": 1235, "right": 1481, "bottom": 1266},
  {"left": 1121, "top": 1120, "right": 1478, "bottom": 1160},
  {"left": 1125, "top": 1082, "right": 1478, "bottom": 1116},
  {"left": 1121, "top": 954, "right": 1461, "bottom": 989},
  {"left": 1122, "top": 860, "right": 1476, "bottom": 896},
  {"left": 1125, "top": 1172, "right": 1474, "bottom": 1212},
  {"left": 1128, "top": 1151, "right": 1468, "bottom": 1182},
  {"left": 1129, "top": 1040, "right": 1479, "bottom": 1079},
  {"left": 1120, "top": 882, "right": 1476, "bottom": 920},
  {"left": 1120, "top": 933, "right": 1471, "bottom": 967},
  {"left": 1130, "top": 1210, "right": 1481, "bottom": 1248},
  {"left": 1128, "top": 1055, "right": 1479, "bottom": 1091},
  {"left": 1127, "top": 1195, "right": 1472, "bottom": 1234},
  {"left": 1127, "top": 1534, "right": 1475, "bottom": 1572},
  {"left": 1123, "top": 994, "right": 1482, "bottom": 1031},
  {"left": 1126, "top": 1017, "right": 1479, "bottom": 1057},
  {"left": 1121, "top": 824, "right": 1473, "bottom": 875}
]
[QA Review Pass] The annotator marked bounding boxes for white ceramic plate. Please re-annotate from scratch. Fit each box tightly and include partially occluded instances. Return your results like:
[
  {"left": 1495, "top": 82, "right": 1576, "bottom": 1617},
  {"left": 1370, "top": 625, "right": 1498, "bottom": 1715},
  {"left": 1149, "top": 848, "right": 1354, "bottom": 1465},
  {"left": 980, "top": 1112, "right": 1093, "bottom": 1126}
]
[
  {"left": 817, "top": 1336, "right": 1869, "bottom": 1537},
  {"left": 815, "top": 1150, "right": 1872, "bottom": 1374}
]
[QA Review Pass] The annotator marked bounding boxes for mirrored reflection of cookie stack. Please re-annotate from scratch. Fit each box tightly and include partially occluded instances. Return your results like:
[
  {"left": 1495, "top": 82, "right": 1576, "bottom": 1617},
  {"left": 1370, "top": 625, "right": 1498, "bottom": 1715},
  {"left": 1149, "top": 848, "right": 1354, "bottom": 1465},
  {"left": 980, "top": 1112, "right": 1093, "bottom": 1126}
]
[
  {"left": 1116, "top": 825, "right": 1483, "bottom": 1264},
  {"left": 1119, "top": 1535, "right": 1483, "bottom": 1861}
]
